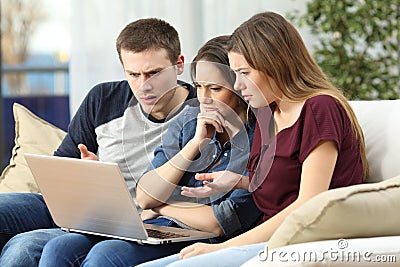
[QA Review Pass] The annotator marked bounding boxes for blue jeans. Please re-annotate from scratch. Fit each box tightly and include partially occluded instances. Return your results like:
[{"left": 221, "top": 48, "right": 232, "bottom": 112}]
[
  {"left": 39, "top": 218, "right": 209, "bottom": 267},
  {"left": 137, "top": 242, "right": 266, "bottom": 267},
  {"left": 0, "top": 228, "right": 65, "bottom": 267},
  {"left": 0, "top": 193, "right": 56, "bottom": 249},
  {"left": 40, "top": 234, "right": 198, "bottom": 267},
  {"left": 0, "top": 193, "right": 59, "bottom": 267}
]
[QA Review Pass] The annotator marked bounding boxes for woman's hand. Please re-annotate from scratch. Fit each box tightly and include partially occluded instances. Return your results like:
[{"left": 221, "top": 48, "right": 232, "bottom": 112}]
[
  {"left": 140, "top": 209, "right": 159, "bottom": 221},
  {"left": 78, "top": 144, "right": 99, "bottom": 161},
  {"left": 193, "top": 110, "right": 226, "bottom": 147},
  {"left": 179, "top": 242, "right": 225, "bottom": 260},
  {"left": 181, "top": 171, "right": 246, "bottom": 198}
]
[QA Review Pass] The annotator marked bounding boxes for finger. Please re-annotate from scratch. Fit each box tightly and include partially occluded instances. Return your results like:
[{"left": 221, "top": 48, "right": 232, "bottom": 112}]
[
  {"left": 200, "top": 118, "right": 222, "bottom": 134},
  {"left": 181, "top": 249, "right": 200, "bottom": 259},
  {"left": 77, "top": 143, "right": 86, "bottom": 151},
  {"left": 78, "top": 144, "right": 90, "bottom": 157},
  {"left": 180, "top": 244, "right": 209, "bottom": 259},
  {"left": 179, "top": 244, "right": 197, "bottom": 260},
  {"left": 207, "top": 117, "right": 225, "bottom": 133},
  {"left": 181, "top": 187, "right": 210, "bottom": 198},
  {"left": 198, "top": 113, "right": 224, "bottom": 133},
  {"left": 181, "top": 187, "right": 196, "bottom": 197},
  {"left": 181, "top": 187, "right": 202, "bottom": 198},
  {"left": 199, "top": 111, "right": 226, "bottom": 128},
  {"left": 211, "top": 112, "right": 227, "bottom": 128},
  {"left": 195, "top": 173, "right": 215, "bottom": 181}
]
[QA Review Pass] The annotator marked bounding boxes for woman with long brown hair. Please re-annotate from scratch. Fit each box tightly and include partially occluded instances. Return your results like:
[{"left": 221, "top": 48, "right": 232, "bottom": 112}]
[{"left": 139, "top": 11, "right": 367, "bottom": 267}]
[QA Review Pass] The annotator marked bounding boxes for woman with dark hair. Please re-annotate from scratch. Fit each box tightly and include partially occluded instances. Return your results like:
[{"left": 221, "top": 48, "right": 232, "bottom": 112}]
[{"left": 139, "top": 11, "right": 367, "bottom": 267}]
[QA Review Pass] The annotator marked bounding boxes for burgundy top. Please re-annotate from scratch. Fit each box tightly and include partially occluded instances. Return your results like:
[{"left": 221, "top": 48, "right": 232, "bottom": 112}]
[{"left": 248, "top": 95, "right": 364, "bottom": 223}]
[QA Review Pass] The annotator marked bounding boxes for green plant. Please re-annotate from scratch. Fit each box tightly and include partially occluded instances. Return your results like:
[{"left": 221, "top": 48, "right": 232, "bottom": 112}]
[{"left": 289, "top": 0, "right": 400, "bottom": 100}]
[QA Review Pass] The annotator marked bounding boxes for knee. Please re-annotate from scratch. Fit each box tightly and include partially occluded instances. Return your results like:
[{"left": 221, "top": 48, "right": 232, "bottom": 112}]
[
  {"left": 1, "top": 228, "right": 65, "bottom": 263},
  {"left": 41, "top": 234, "right": 83, "bottom": 267},
  {"left": 0, "top": 193, "right": 52, "bottom": 234},
  {"left": 0, "top": 193, "right": 30, "bottom": 222},
  {"left": 42, "top": 232, "right": 96, "bottom": 257},
  {"left": 42, "top": 233, "right": 76, "bottom": 256},
  {"left": 0, "top": 193, "right": 21, "bottom": 203},
  {"left": 0, "top": 232, "right": 43, "bottom": 266},
  {"left": 83, "top": 240, "right": 135, "bottom": 267},
  {"left": 3, "top": 231, "right": 42, "bottom": 254},
  {"left": 41, "top": 233, "right": 102, "bottom": 267},
  {"left": 0, "top": 193, "right": 43, "bottom": 208},
  {"left": 84, "top": 240, "right": 120, "bottom": 262}
]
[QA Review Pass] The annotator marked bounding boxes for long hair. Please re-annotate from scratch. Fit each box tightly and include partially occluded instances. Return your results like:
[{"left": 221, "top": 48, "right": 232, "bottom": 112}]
[
  {"left": 228, "top": 11, "right": 368, "bottom": 178},
  {"left": 191, "top": 35, "right": 235, "bottom": 87},
  {"left": 192, "top": 35, "right": 255, "bottom": 126}
]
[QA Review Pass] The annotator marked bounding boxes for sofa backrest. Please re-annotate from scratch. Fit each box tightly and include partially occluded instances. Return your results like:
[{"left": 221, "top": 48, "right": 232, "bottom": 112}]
[{"left": 350, "top": 100, "right": 400, "bottom": 183}]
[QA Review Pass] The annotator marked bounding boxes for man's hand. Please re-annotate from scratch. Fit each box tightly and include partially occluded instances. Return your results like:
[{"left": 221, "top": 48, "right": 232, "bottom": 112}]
[
  {"left": 78, "top": 144, "right": 98, "bottom": 161},
  {"left": 181, "top": 171, "right": 244, "bottom": 198}
]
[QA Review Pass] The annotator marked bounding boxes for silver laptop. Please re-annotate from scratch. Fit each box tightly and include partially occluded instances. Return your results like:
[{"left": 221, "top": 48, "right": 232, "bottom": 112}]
[{"left": 24, "top": 153, "right": 218, "bottom": 245}]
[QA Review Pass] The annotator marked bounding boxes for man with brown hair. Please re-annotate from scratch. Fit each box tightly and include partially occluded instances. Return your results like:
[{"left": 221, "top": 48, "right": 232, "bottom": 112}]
[{"left": 0, "top": 18, "right": 195, "bottom": 266}]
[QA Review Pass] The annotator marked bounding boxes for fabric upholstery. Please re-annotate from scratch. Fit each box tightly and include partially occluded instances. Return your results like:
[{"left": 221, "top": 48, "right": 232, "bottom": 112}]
[
  {"left": 268, "top": 175, "right": 400, "bottom": 249},
  {"left": 0, "top": 103, "right": 66, "bottom": 193},
  {"left": 242, "top": 236, "right": 400, "bottom": 266},
  {"left": 350, "top": 100, "right": 400, "bottom": 183}
]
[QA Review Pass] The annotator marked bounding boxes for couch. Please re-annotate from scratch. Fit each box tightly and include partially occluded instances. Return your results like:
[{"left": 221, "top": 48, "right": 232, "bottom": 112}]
[
  {"left": 1, "top": 101, "right": 400, "bottom": 266},
  {"left": 0, "top": 103, "right": 66, "bottom": 193},
  {"left": 242, "top": 99, "right": 400, "bottom": 266}
]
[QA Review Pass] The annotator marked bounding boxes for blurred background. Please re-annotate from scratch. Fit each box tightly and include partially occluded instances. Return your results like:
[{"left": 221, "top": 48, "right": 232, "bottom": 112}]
[{"left": 1, "top": 0, "right": 399, "bottom": 169}]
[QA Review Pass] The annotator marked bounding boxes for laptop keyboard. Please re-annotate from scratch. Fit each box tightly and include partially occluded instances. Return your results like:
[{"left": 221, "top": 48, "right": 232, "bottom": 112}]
[{"left": 146, "top": 228, "right": 190, "bottom": 239}]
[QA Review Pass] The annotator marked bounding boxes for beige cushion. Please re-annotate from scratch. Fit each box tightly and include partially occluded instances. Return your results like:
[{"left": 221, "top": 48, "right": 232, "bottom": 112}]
[
  {"left": 268, "top": 175, "right": 400, "bottom": 250},
  {"left": 0, "top": 103, "right": 66, "bottom": 193}
]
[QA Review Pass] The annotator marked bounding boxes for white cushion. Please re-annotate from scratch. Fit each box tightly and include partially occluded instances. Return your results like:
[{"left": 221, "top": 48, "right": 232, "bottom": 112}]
[
  {"left": 241, "top": 236, "right": 400, "bottom": 266},
  {"left": 350, "top": 100, "right": 400, "bottom": 182}
]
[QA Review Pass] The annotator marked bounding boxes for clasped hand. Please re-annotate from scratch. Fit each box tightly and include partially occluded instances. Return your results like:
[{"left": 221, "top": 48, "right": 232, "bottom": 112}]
[
  {"left": 181, "top": 170, "right": 243, "bottom": 198},
  {"left": 193, "top": 110, "right": 225, "bottom": 146},
  {"left": 193, "top": 108, "right": 243, "bottom": 147}
]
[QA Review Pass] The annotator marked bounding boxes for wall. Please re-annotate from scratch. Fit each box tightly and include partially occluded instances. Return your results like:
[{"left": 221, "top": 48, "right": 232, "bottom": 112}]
[{"left": 70, "top": 0, "right": 313, "bottom": 115}]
